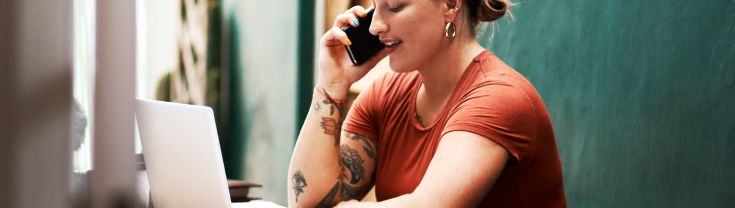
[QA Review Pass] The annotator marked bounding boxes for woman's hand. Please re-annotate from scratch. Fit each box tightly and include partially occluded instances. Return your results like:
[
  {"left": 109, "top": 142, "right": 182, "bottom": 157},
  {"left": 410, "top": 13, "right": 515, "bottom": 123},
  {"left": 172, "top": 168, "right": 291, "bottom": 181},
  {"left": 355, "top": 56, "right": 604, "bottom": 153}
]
[{"left": 318, "top": 5, "right": 388, "bottom": 99}]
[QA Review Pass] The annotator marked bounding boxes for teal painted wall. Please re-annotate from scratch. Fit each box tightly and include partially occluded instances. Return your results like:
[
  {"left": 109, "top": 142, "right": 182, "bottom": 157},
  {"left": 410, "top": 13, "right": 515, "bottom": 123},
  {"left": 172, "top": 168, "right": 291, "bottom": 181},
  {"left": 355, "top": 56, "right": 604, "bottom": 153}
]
[{"left": 478, "top": 0, "right": 735, "bottom": 207}]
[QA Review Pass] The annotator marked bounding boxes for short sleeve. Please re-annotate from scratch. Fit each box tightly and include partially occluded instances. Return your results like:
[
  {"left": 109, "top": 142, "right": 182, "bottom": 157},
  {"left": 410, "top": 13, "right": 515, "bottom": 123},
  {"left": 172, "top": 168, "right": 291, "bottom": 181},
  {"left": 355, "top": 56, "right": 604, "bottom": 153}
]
[
  {"left": 342, "top": 76, "right": 386, "bottom": 141},
  {"left": 442, "top": 83, "right": 539, "bottom": 164}
]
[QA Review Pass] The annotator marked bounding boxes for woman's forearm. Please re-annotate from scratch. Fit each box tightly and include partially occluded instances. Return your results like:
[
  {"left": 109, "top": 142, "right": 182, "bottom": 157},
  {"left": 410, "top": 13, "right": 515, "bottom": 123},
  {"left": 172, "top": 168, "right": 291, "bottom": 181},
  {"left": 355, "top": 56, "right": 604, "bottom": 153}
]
[
  {"left": 288, "top": 87, "right": 347, "bottom": 207},
  {"left": 334, "top": 194, "right": 417, "bottom": 208}
]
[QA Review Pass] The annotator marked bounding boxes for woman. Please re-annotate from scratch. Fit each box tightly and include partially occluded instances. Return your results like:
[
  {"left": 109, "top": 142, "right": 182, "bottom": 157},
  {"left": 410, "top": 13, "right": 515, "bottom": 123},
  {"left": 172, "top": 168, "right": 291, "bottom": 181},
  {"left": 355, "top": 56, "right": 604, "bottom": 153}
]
[{"left": 288, "top": 0, "right": 566, "bottom": 207}]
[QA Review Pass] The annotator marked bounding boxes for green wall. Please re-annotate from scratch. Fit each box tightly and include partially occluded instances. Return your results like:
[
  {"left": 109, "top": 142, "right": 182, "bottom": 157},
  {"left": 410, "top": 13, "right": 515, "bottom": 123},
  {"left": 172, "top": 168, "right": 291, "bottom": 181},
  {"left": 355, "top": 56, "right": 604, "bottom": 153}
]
[{"left": 479, "top": 0, "right": 735, "bottom": 207}]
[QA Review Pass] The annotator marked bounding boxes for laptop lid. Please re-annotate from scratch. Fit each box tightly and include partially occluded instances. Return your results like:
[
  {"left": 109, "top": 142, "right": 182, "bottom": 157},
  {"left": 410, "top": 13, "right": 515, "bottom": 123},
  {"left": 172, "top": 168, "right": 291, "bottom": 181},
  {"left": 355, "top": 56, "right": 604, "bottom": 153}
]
[{"left": 135, "top": 99, "right": 231, "bottom": 208}]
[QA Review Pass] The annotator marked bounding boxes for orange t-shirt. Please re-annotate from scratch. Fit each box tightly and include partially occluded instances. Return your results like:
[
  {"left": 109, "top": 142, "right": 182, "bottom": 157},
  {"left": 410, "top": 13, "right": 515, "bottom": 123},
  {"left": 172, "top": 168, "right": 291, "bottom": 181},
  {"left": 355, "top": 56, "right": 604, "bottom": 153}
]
[{"left": 343, "top": 51, "right": 566, "bottom": 207}]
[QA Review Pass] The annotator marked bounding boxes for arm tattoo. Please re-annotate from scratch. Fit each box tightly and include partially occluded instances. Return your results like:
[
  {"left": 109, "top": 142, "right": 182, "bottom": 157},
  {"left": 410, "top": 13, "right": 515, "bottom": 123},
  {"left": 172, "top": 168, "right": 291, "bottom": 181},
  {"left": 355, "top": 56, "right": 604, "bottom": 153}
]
[
  {"left": 316, "top": 181, "right": 340, "bottom": 208},
  {"left": 315, "top": 181, "right": 365, "bottom": 208},
  {"left": 320, "top": 117, "right": 338, "bottom": 135},
  {"left": 340, "top": 145, "right": 365, "bottom": 184},
  {"left": 339, "top": 182, "right": 361, "bottom": 200},
  {"left": 320, "top": 88, "right": 345, "bottom": 116},
  {"left": 313, "top": 98, "right": 339, "bottom": 116},
  {"left": 320, "top": 117, "right": 339, "bottom": 145},
  {"left": 323, "top": 100, "right": 336, "bottom": 116},
  {"left": 314, "top": 93, "right": 345, "bottom": 146},
  {"left": 313, "top": 101, "right": 322, "bottom": 112},
  {"left": 291, "top": 170, "right": 307, "bottom": 202},
  {"left": 345, "top": 132, "right": 377, "bottom": 159},
  {"left": 314, "top": 140, "right": 374, "bottom": 207}
]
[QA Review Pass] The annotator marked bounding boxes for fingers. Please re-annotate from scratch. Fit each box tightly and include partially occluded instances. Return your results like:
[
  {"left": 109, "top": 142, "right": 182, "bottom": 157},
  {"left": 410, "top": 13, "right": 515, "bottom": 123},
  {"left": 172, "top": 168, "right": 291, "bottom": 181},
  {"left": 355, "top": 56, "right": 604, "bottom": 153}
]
[
  {"left": 334, "top": 13, "right": 358, "bottom": 29},
  {"left": 333, "top": 5, "right": 368, "bottom": 29},
  {"left": 346, "top": 5, "right": 368, "bottom": 17},
  {"left": 321, "top": 27, "right": 352, "bottom": 47},
  {"left": 325, "top": 5, "right": 369, "bottom": 47}
]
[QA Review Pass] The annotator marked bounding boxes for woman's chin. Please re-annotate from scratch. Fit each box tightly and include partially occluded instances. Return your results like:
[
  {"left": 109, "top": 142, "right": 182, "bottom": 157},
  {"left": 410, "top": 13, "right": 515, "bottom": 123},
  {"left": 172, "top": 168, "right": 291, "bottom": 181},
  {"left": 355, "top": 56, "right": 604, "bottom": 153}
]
[{"left": 388, "top": 58, "right": 415, "bottom": 73}]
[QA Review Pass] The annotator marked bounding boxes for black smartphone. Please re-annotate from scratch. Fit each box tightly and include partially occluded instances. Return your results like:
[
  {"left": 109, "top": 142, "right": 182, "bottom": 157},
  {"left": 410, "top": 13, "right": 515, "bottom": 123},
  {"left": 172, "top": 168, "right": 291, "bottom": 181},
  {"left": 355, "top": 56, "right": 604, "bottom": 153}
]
[{"left": 342, "top": 8, "right": 385, "bottom": 65}]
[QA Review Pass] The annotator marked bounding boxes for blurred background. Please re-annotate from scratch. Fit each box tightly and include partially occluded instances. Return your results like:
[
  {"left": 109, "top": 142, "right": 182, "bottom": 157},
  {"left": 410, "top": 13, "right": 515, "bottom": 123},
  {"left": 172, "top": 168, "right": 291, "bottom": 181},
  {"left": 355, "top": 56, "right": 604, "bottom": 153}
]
[{"left": 1, "top": 0, "right": 733, "bottom": 207}]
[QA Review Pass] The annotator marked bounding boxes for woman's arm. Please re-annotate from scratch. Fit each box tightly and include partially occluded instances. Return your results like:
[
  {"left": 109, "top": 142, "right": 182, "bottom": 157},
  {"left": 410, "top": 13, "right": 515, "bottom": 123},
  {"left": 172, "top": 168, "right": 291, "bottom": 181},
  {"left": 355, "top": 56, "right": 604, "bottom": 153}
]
[
  {"left": 287, "top": 87, "right": 378, "bottom": 208},
  {"left": 335, "top": 131, "right": 508, "bottom": 208},
  {"left": 288, "top": 4, "right": 388, "bottom": 207}
]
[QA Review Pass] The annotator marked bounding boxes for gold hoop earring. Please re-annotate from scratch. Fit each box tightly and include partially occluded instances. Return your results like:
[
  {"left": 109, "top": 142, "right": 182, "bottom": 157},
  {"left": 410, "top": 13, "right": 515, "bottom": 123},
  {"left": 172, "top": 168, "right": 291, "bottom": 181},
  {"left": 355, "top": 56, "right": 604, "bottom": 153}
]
[{"left": 445, "top": 20, "right": 457, "bottom": 39}]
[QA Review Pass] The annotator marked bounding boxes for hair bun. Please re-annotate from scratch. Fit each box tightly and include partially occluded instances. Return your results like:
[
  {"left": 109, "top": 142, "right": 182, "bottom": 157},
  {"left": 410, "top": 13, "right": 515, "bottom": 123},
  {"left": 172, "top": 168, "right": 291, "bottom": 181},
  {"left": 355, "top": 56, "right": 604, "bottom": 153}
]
[{"left": 477, "top": 0, "right": 509, "bottom": 22}]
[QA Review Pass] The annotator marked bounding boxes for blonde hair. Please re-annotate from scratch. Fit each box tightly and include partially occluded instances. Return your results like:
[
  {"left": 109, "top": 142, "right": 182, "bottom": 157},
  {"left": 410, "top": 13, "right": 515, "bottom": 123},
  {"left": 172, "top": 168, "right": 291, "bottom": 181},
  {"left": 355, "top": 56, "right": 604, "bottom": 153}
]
[{"left": 465, "top": 0, "right": 514, "bottom": 33}]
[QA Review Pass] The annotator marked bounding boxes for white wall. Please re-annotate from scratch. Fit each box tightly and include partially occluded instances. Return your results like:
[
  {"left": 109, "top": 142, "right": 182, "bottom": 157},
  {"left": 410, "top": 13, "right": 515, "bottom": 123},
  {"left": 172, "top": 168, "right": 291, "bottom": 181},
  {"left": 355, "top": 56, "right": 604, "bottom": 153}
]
[
  {"left": 222, "top": 0, "right": 299, "bottom": 205},
  {"left": 138, "top": 0, "right": 181, "bottom": 100}
]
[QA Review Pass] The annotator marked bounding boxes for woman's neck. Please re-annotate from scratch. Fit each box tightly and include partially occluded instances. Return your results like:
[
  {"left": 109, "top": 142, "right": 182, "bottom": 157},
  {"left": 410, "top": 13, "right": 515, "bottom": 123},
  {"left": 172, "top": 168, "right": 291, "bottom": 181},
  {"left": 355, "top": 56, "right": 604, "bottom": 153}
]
[{"left": 417, "top": 37, "right": 485, "bottom": 99}]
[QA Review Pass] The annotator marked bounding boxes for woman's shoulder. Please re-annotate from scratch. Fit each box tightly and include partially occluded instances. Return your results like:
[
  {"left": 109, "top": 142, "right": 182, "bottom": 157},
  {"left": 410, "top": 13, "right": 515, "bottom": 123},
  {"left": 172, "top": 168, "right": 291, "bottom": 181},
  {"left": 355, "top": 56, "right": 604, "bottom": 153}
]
[
  {"left": 468, "top": 53, "right": 537, "bottom": 95},
  {"left": 452, "top": 53, "right": 547, "bottom": 114}
]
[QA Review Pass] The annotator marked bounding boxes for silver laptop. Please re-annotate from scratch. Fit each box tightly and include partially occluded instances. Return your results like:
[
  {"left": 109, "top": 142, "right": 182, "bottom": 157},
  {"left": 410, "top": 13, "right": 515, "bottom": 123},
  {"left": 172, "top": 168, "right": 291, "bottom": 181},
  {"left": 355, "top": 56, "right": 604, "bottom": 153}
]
[{"left": 136, "top": 99, "right": 232, "bottom": 208}]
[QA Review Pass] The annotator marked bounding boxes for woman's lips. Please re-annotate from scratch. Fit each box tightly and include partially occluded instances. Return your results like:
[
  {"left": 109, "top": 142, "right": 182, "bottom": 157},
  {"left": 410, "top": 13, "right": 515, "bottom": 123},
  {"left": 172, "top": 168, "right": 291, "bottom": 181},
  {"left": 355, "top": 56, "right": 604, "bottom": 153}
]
[{"left": 383, "top": 40, "right": 402, "bottom": 53}]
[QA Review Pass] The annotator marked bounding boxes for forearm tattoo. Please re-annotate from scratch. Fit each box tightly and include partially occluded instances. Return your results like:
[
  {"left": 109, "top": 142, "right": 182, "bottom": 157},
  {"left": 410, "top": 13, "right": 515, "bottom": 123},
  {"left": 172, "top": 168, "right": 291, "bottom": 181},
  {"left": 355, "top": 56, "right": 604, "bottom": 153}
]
[
  {"left": 313, "top": 101, "right": 322, "bottom": 112},
  {"left": 313, "top": 92, "right": 345, "bottom": 146},
  {"left": 315, "top": 179, "right": 366, "bottom": 208},
  {"left": 315, "top": 181, "right": 339, "bottom": 208},
  {"left": 314, "top": 142, "right": 374, "bottom": 207},
  {"left": 291, "top": 170, "right": 307, "bottom": 202},
  {"left": 313, "top": 92, "right": 343, "bottom": 117},
  {"left": 320, "top": 117, "right": 339, "bottom": 145}
]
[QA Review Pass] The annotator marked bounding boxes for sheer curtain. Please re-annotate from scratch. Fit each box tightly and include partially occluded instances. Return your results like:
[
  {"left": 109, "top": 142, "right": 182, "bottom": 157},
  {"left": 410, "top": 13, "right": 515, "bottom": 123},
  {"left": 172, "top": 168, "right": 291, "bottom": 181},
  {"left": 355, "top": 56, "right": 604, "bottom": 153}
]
[{"left": 72, "top": 0, "right": 95, "bottom": 173}]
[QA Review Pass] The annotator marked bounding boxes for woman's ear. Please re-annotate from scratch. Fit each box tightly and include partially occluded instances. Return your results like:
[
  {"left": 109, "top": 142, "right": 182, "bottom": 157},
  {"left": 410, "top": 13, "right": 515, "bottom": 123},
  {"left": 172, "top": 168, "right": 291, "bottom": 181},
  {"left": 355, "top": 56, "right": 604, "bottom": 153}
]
[{"left": 443, "top": 0, "right": 463, "bottom": 20}]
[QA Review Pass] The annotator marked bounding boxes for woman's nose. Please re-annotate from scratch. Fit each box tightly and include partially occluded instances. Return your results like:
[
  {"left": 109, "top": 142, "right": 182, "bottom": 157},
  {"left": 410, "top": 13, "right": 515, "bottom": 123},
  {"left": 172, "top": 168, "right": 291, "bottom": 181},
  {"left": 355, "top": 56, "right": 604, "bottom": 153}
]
[{"left": 369, "top": 13, "right": 387, "bottom": 36}]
